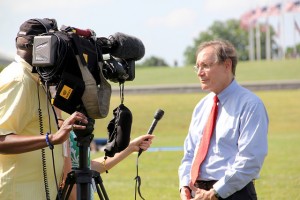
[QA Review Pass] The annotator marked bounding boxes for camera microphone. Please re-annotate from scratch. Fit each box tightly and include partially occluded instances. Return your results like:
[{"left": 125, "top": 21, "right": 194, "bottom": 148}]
[
  {"left": 138, "top": 109, "right": 165, "bottom": 156},
  {"left": 109, "top": 32, "right": 145, "bottom": 61}
]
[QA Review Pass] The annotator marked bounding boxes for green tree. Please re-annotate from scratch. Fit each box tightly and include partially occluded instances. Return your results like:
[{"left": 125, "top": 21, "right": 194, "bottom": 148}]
[
  {"left": 286, "top": 43, "right": 300, "bottom": 58},
  {"left": 140, "top": 56, "right": 169, "bottom": 67},
  {"left": 184, "top": 19, "right": 277, "bottom": 65}
]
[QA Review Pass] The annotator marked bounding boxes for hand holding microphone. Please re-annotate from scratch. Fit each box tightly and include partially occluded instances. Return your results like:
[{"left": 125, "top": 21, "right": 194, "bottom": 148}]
[{"left": 138, "top": 109, "right": 165, "bottom": 156}]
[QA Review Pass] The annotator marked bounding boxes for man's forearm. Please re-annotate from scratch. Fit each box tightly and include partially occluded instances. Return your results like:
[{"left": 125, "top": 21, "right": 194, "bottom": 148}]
[{"left": 0, "top": 134, "right": 48, "bottom": 154}]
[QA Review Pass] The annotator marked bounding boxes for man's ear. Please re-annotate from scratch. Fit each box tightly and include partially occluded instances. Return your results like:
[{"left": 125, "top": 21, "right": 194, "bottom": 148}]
[
  {"left": 16, "top": 48, "right": 33, "bottom": 65},
  {"left": 224, "top": 58, "right": 232, "bottom": 72}
]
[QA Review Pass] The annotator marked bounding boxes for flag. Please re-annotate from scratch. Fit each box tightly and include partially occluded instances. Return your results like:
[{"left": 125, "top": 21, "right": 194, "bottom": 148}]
[
  {"left": 252, "top": 6, "right": 269, "bottom": 33},
  {"left": 267, "top": 3, "right": 282, "bottom": 16},
  {"left": 259, "top": 6, "right": 269, "bottom": 18},
  {"left": 252, "top": 7, "right": 262, "bottom": 21},
  {"left": 285, "top": 0, "right": 300, "bottom": 12},
  {"left": 240, "top": 9, "right": 256, "bottom": 30},
  {"left": 295, "top": 19, "right": 300, "bottom": 35},
  {"left": 250, "top": 6, "right": 268, "bottom": 21}
]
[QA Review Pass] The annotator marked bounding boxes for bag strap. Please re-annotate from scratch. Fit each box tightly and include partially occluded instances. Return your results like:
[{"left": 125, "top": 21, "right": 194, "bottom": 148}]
[{"left": 119, "top": 82, "right": 125, "bottom": 104}]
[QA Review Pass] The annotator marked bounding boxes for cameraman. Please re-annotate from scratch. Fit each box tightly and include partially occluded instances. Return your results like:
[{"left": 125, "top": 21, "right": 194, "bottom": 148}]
[
  {"left": 0, "top": 18, "right": 154, "bottom": 200},
  {"left": 0, "top": 18, "right": 86, "bottom": 200}
]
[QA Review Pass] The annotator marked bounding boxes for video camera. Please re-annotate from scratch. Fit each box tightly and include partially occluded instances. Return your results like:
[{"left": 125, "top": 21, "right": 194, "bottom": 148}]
[{"left": 31, "top": 23, "right": 145, "bottom": 119}]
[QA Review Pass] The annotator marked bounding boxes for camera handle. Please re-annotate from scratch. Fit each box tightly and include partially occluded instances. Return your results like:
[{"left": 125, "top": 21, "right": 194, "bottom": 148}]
[{"left": 56, "top": 133, "right": 109, "bottom": 200}]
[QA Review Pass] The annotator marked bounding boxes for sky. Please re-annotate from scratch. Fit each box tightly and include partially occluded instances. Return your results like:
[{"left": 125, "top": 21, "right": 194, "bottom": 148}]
[{"left": 1, "top": 0, "right": 300, "bottom": 66}]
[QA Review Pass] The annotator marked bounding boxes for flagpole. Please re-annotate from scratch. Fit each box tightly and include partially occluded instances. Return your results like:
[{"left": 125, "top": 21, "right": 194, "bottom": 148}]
[
  {"left": 266, "top": 17, "right": 271, "bottom": 60},
  {"left": 256, "top": 22, "right": 261, "bottom": 60},
  {"left": 293, "top": 17, "right": 297, "bottom": 56},
  {"left": 281, "top": 0, "right": 286, "bottom": 59},
  {"left": 249, "top": 25, "right": 255, "bottom": 61}
]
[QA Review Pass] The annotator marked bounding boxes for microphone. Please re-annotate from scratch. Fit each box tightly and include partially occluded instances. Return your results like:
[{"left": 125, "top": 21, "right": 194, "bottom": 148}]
[
  {"left": 138, "top": 109, "right": 165, "bottom": 156},
  {"left": 109, "top": 32, "right": 145, "bottom": 61}
]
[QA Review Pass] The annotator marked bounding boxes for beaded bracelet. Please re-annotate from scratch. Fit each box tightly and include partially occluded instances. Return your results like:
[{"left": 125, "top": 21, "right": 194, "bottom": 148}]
[
  {"left": 45, "top": 132, "right": 54, "bottom": 150},
  {"left": 102, "top": 156, "right": 108, "bottom": 173}
]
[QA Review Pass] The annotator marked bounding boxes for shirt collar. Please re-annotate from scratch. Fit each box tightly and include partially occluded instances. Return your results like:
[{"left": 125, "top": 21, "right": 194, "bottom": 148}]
[
  {"left": 15, "top": 55, "right": 40, "bottom": 82},
  {"left": 217, "top": 79, "right": 238, "bottom": 105}
]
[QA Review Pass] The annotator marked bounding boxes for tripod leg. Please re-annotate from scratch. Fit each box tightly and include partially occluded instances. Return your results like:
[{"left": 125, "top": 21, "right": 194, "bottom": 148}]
[
  {"left": 56, "top": 172, "right": 75, "bottom": 200},
  {"left": 93, "top": 179, "right": 105, "bottom": 200},
  {"left": 65, "top": 183, "right": 75, "bottom": 200},
  {"left": 93, "top": 173, "right": 109, "bottom": 200}
]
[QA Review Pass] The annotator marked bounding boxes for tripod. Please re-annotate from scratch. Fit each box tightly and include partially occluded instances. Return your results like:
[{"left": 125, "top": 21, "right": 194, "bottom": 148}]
[{"left": 57, "top": 133, "right": 109, "bottom": 200}]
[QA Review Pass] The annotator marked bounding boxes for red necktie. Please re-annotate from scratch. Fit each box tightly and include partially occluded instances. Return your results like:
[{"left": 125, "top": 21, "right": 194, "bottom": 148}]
[{"left": 190, "top": 95, "right": 219, "bottom": 186}]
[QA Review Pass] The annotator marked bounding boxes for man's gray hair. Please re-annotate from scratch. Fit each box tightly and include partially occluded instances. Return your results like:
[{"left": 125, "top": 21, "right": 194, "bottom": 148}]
[{"left": 197, "top": 39, "right": 238, "bottom": 75}]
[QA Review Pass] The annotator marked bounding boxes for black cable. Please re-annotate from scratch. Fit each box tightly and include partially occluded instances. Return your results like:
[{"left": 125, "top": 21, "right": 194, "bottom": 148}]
[
  {"left": 134, "top": 154, "right": 145, "bottom": 200},
  {"left": 38, "top": 81, "right": 62, "bottom": 200},
  {"left": 36, "top": 33, "right": 69, "bottom": 83},
  {"left": 37, "top": 81, "right": 51, "bottom": 200},
  {"left": 44, "top": 82, "right": 60, "bottom": 197}
]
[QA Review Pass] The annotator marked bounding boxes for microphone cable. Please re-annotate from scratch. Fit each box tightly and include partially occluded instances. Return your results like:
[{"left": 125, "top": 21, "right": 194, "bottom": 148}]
[
  {"left": 134, "top": 109, "right": 164, "bottom": 200},
  {"left": 134, "top": 152, "right": 145, "bottom": 200}
]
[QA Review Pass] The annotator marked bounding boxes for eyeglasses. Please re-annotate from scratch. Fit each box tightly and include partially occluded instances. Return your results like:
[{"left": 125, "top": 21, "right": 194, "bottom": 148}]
[{"left": 193, "top": 62, "right": 216, "bottom": 73}]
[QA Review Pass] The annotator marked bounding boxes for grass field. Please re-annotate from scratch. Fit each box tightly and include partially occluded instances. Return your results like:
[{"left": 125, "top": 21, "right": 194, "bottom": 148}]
[
  {"left": 89, "top": 89, "right": 300, "bottom": 200},
  {"left": 1, "top": 58, "right": 300, "bottom": 84},
  {"left": 122, "top": 59, "right": 300, "bottom": 86},
  {"left": 71, "top": 59, "right": 300, "bottom": 200},
  {"left": 3, "top": 58, "right": 298, "bottom": 199}
]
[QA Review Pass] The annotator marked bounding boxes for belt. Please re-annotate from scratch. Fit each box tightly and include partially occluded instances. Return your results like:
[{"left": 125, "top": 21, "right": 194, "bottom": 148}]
[
  {"left": 194, "top": 180, "right": 255, "bottom": 190},
  {"left": 194, "top": 180, "right": 218, "bottom": 191}
]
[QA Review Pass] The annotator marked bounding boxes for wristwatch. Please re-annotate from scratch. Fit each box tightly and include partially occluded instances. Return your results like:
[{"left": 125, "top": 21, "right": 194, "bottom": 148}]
[
  {"left": 180, "top": 186, "right": 191, "bottom": 193},
  {"left": 213, "top": 189, "right": 221, "bottom": 199}
]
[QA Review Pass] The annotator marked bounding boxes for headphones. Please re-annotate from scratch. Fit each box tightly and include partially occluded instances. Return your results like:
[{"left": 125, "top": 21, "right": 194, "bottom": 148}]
[{"left": 16, "top": 18, "right": 58, "bottom": 49}]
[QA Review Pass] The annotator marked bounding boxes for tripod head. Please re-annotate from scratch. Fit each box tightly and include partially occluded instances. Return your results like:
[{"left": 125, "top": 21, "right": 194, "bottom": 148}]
[
  {"left": 73, "top": 117, "right": 95, "bottom": 138},
  {"left": 73, "top": 117, "right": 95, "bottom": 169}
]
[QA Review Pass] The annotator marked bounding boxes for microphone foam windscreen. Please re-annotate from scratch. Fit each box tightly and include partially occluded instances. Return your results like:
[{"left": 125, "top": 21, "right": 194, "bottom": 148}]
[{"left": 110, "top": 32, "right": 145, "bottom": 60}]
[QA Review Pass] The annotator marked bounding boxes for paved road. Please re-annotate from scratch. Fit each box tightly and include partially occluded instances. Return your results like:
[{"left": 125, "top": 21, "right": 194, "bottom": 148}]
[{"left": 112, "top": 80, "right": 300, "bottom": 94}]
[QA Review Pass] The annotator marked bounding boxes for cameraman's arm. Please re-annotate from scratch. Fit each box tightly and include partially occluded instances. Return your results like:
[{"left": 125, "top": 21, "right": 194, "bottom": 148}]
[
  {"left": 0, "top": 134, "right": 55, "bottom": 154},
  {"left": 0, "top": 111, "right": 88, "bottom": 154},
  {"left": 91, "top": 134, "right": 154, "bottom": 173}
]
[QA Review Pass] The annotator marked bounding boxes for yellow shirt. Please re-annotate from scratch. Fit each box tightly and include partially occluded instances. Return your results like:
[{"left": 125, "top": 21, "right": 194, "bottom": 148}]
[{"left": 0, "top": 55, "right": 64, "bottom": 199}]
